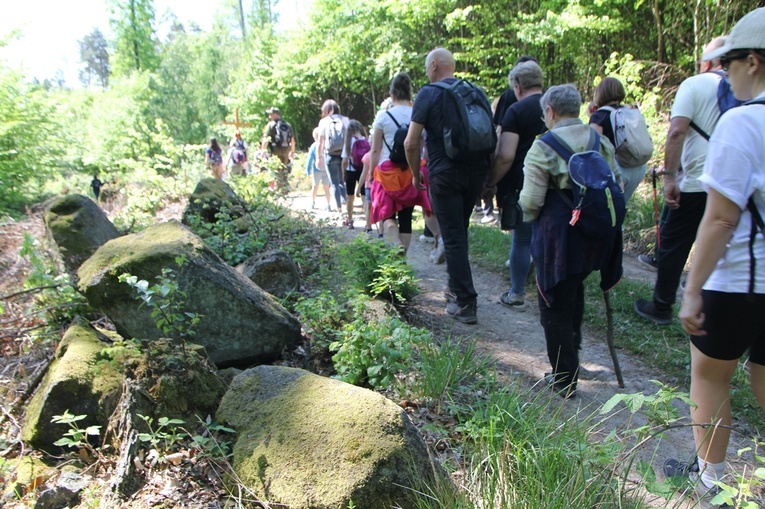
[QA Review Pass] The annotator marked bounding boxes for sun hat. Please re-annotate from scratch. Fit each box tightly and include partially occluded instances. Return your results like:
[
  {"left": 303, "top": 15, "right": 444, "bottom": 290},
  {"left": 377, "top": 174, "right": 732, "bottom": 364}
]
[
  {"left": 703, "top": 8, "right": 765, "bottom": 61},
  {"left": 266, "top": 107, "right": 281, "bottom": 115}
]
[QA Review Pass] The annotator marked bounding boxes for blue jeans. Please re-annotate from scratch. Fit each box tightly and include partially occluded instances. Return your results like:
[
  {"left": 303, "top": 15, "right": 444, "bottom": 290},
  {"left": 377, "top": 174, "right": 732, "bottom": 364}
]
[
  {"left": 509, "top": 221, "right": 532, "bottom": 296},
  {"left": 429, "top": 167, "right": 487, "bottom": 307},
  {"left": 325, "top": 155, "right": 346, "bottom": 208}
]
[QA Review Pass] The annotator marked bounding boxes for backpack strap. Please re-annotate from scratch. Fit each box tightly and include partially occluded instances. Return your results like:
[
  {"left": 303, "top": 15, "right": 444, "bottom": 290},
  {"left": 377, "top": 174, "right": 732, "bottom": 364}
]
[
  {"left": 747, "top": 197, "right": 765, "bottom": 295},
  {"left": 382, "top": 110, "right": 402, "bottom": 153},
  {"left": 539, "top": 129, "right": 601, "bottom": 209}
]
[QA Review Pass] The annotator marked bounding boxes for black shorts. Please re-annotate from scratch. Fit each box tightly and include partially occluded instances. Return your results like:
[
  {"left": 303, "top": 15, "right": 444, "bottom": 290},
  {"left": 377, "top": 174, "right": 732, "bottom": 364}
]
[
  {"left": 345, "top": 169, "right": 362, "bottom": 195},
  {"left": 691, "top": 290, "right": 765, "bottom": 365}
]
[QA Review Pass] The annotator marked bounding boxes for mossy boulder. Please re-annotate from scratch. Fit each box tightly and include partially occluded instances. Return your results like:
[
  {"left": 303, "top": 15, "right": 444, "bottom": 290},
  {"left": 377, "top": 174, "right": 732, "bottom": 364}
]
[
  {"left": 236, "top": 250, "right": 300, "bottom": 298},
  {"left": 77, "top": 220, "right": 300, "bottom": 367},
  {"left": 43, "top": 194, "right": 121, "bottom": 278},
  {"left": 21, "top": 319, "right": 125, "bottom": 452},
  {"left": 182, "top": 178, "right": 247, "bottom": 225},
  {"left": 217, "top": 366, "right": 450, "bottom": 509}
]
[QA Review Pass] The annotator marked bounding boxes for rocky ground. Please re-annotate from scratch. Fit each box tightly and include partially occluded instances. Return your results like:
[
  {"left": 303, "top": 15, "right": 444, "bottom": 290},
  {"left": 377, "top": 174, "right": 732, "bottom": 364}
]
[{"left": 0, "top": 189, "right": 761, "bottom": 508}]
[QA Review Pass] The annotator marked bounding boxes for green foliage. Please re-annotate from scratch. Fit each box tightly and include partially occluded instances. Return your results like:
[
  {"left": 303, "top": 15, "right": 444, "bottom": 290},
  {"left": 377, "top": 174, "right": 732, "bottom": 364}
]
[
  {"left": 330, "top": 314, "right": 430, "bottom": 390},
  {"left": 20, "top": 233, "right": 90, "bottom": 328},
  {"left": 293, "top": 290, "right": 353, "bottom": 352},
  {"left": 108, "top": 0, "right": 160, "bottom": 76},
  {"left": 78, "top": 28, "right": 110, "bottom": 88},
  {"left": 136, "top": 414, "right": 187, "bottom": 452},
  {"left": 338, "top": 236, "right": 419, "bottom": 302},
  {"left": 189, "top": 416, "right": 236, "bottom": 459},
  {"left": 51, "top": 410, "right": 101, "bottom": 452},
  {"left": 185, "top": 203, "right": 267, "bottom": 266},
  {"left": 118, "top": 256, "right": 202, "bottom": 342}
]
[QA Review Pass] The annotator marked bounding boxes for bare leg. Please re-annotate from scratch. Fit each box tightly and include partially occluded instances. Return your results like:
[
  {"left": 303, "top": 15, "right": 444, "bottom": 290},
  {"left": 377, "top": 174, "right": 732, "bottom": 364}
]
[
  {"left": 323, "top": 184, "right": 331, "bottom": 208},
  {"left": 690, "top": 344, "right": 737, "bottom": 464},
  {"left": 346, "top": 195, "right": 355, "bottom": 226},
  {"left": 424, "top": 213, "right": 440, "bottom": 238},
  {"left": 400, "top": 233, "right": 412, "bottom": 251},
  {"left": 384, "top": 219, "right": 402, "bottom": 247},
  {"left": 751, "top": 360, "right": 765, "bottom": 409}
]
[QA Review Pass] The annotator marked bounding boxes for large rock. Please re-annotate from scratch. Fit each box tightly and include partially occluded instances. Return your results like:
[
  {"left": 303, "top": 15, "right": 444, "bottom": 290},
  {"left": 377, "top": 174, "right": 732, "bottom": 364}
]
[
  {"left": 217, "top": 366, "right": 451, "bottom": 509},
  {"left": 44, "top": 194, "right": 121, "bottom": 278},
  {"left": 236, "top": 250, "right": 301, "bottom": 298},
  {"left": 76, "top": 220, "right": 300, "bottom": 367},
  {"left": 182, "top": 178, "right": 247, "bottom": 225},
  {"left": 21, "top": 319, "right": 124, "bottom": 452}
]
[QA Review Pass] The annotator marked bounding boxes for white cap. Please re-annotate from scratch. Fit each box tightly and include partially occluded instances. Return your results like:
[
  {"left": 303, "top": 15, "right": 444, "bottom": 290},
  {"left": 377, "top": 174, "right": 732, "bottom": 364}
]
[{"left": 703, "top": 8, "right": 765, "bottom": 61}]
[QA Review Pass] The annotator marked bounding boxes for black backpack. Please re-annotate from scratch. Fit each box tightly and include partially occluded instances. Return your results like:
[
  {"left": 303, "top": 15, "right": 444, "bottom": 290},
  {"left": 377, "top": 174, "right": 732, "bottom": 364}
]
[
  {"left": 427, "top": 79, "right": 496, "bottom": 162},
  {"left": 271, "top": 119, "right": 293, "bottom": 149},
  {"left": 382, "top": 110, "right": 409, "bottom": 166}
]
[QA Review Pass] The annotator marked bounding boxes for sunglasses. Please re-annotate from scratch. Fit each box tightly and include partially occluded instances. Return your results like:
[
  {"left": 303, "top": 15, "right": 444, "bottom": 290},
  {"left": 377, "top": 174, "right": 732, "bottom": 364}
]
[{"left": 720, "top": 52, "right": 749, "bottom": 72}]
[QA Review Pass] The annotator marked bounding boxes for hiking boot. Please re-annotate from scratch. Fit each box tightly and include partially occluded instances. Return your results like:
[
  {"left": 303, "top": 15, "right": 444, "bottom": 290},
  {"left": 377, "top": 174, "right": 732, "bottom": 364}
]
[
  {"left": 445, "top": 301, "right": 477, "bottom": 325},
  {"left": 499, "top": 290, "right": 525, "bottom": 311},
  {"left": 543, "top": 372, "right": 577, "bottom": 399},
  {"left": 663, "top": 458, "right": 732, "bottom": 509},
  {"left": 634, "top": 299, "right": 672, "bottom": 325},
  {"left": 638, "top": 254, "right": 658, "bottom": 271}
]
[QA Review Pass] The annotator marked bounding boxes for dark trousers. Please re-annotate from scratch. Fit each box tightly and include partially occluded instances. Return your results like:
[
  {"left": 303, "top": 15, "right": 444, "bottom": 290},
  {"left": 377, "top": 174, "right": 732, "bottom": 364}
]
[
  {"left": 653, "top": 192, "right": 707, "bottom": 311},
  {"left": 429, "top": 168, "right": 487, "bottom": 306},
  {"left": 538, "top": 272, "right": 588, "bottom": 390}
]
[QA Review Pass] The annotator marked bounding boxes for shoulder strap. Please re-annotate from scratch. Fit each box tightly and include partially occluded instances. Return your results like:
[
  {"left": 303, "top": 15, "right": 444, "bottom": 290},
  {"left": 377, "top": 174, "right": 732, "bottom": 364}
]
[
  {"left": 748, "top": 197, "right": 765, "bottom": 295},
  {"left": 540, "top": 129, "right": 599, "bottom": 163},
  {"left": 745, "top": 98, "right": 765, "bottom": 106},
  {"left": 689, "top": 121, "right": 711, "bottom": 141},
  {"left": 385, "top": 110, "right": 402, "bottom": 128}
]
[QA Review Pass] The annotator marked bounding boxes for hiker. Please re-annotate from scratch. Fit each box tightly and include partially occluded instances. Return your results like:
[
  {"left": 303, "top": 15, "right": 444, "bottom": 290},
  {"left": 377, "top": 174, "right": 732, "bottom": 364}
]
[
  {"left": 261, "top": 107, "right": 295, "bottom": 192},
  {"left": 306, "top": 127, "right": 331, "bottom": 211},
  {"left": 91, "top": 174, "right": 103, "bottom": 200},
  {"left": 369, "top": 72, "right": 441, "bottom": 257},
  {"left": 664, "top": 8, "right": 765, "bottom": 506},
  {"left": 226, "top": 131, "right": 248, "bottom": 177},
  {"left": 404, "top": 48, "right": 495, "bottom": 324},
  {"left": 485, "top": 60, "right": 547, "bottom": 312},
  {"left": 341, "top": 120, "right": 369, "bottom": 228},
  {"left": 205, "top": 137, "right": 224, "bottom": 179},
  {"left": 633, "top": 36, "right": 729, "bottom": 326},
  {"left": 520, "top": 84, "right": 623, "bottom": 399},
  {"left": 589, "top": 77, "right": 649, "bottom": 203},
  {"left": 317, "top": 100, "right": 349, "bottom": 214}
]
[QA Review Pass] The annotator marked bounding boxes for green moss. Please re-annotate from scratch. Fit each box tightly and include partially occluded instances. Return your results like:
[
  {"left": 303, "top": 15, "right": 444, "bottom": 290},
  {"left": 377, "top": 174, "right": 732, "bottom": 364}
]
[{"left": 218, "top": 367, "right": 443, "bottom": 509}]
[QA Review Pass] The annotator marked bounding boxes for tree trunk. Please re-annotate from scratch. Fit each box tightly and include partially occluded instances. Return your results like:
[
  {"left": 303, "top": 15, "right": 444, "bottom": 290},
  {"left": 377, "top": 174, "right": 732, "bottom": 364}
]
[{"left": 238, "top": 0, "right": 246, "bottom": 38}]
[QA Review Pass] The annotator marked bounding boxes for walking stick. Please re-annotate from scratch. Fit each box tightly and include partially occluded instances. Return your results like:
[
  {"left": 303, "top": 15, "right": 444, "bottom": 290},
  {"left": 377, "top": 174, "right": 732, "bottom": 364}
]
[
  {"left": 651, "top": 167, "right": 661, "bottom": 253},
  {"left": 603, "top": 291, "right": 625, "bottom": 388}
]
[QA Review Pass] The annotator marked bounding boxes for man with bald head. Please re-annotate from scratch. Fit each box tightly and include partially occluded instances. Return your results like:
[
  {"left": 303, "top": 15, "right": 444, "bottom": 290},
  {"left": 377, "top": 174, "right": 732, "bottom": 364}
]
[
  {"left": 634, "top": 36, "right": 731, "bottom": 326},
  {"left": 404, "top": 48, "right": 492, "bottom": 325}
]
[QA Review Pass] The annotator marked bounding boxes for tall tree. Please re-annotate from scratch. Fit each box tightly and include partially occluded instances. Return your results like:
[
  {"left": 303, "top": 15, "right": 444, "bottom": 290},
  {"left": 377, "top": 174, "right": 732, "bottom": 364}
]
[
  {"left": 78, "top": 28, "right": 110, "bottom": 88},
  {"left": 109, "top": 0, "right": 160, "bottom": 76}
]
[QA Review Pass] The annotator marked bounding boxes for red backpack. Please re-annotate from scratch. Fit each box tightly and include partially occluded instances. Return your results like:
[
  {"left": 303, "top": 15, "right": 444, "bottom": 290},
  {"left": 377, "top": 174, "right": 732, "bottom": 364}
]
[{"left": 350, "top": 138, "right": 370, "bottom": 170}]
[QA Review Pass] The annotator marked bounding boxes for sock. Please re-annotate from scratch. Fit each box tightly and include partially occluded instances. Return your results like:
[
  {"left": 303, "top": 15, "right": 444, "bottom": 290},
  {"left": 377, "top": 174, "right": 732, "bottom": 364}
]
[{"left": 697, "top": 457, "right": 726, "bottom": 488}]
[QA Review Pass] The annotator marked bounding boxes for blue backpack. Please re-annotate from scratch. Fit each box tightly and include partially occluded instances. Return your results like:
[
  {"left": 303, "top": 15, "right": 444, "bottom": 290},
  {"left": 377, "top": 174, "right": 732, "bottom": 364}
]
[
  {"left": 690, "top": 70, "right": 743, "bottom": 140},
  {"left": 540, "top": 129, "right": 626, "bottom": 237}
]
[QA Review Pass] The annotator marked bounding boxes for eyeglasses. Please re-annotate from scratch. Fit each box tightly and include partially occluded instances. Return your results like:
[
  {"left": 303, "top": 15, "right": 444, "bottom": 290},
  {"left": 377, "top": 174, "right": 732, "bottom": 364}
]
[{"left": 720, "top": 52, "right": 749, "bottom": 72}]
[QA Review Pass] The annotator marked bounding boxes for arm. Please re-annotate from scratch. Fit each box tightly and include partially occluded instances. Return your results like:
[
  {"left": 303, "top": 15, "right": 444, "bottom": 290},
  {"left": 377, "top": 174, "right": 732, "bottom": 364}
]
[
  {"left": 487, "top": 131, "right": 519, "bottom": 187},
  {"left": 662, "top": 116, "right": 691, "bottom": 209},
  {"left": 518, "top": 143, "right": 550, "bottom": 221},
  {"left": 289, "top": 134, "right": 296, "bottom": 160},
  {"left": 589, "top": 123, "right": 604, "bottom": 135},
  {"left": 678, "top": 188, "right": 741, "bottom": 335},
  {"left": 404, "top": 122, "right": 426, "bottom": 189},
  {"left": 317, "top": 128, "right": 326, "bottom": 171},
  {"left": 370, "top": 127, "right": 384, "bottom": 176}
]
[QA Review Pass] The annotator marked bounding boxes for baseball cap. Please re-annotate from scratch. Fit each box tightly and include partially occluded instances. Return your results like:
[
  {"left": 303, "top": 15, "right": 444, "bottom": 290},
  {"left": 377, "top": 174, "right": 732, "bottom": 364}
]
[
  {"left": 266, "top": 107, "right": 281, "bottom": 115},
  {"left": 703, "top": 8, "right": 765, "bottom": 61}
]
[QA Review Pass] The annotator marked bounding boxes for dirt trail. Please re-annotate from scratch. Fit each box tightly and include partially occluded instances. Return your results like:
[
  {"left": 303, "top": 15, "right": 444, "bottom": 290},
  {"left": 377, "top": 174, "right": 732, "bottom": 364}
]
[{"left": 285, "top": 190, "right": 756, "bottom": 508}]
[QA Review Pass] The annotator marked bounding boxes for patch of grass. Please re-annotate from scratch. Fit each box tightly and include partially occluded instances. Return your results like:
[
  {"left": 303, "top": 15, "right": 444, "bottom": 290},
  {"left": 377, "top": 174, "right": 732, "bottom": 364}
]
[{"left": 467, "top": 223, "right": 510, "bottom": 274}]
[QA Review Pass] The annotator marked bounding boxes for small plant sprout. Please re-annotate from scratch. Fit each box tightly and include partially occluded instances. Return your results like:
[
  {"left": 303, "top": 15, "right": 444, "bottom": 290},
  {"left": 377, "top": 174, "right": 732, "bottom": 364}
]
[{"left": 52, "top": 410, "right": 101, "bottom": 459}]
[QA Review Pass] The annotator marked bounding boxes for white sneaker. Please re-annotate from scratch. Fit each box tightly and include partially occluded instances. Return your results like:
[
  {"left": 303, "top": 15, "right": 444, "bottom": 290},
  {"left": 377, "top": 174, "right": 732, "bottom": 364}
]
[
  {"left": 429, "top": 239, "right": 446, "bottom": 264},
  {"left": 419, "top": 234, "right": 435, "bottom": 243},
  {"left": 480, "top": 213, "right": 496, "bottom": 224}
]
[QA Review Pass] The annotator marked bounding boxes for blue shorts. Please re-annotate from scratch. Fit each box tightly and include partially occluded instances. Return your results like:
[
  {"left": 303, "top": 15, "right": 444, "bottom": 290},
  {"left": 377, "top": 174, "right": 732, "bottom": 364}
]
[{"left": 691, "top": 290, "right": 765, "bottom": 365}]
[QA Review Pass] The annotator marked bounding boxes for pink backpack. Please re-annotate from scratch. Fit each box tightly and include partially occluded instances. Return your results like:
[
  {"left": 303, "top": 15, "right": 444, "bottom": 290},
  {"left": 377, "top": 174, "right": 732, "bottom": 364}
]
[{"left": 350, "top": 138, "right": 370, "bottom": 170}]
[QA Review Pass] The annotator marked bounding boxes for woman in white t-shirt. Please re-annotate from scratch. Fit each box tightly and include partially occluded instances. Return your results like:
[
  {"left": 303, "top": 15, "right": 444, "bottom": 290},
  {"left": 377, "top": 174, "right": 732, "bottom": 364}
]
[
  {"left": 369, "top": 73, "right": 441, "bottom": 256},
  {"left": 671, "top": 8, "right": 765, "bottom": 502}
]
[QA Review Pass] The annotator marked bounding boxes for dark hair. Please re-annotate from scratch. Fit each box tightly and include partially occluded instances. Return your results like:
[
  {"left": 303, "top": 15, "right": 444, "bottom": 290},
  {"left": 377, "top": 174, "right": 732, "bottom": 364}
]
[
  {"left": 321, "top": 99, "right": 341, "bottom": 118},
  {"left": 515, "top": 55, "right": 538, "bottom": 65},
  {"left": 593, "top": 77, "right": 626, "bottom": 108},
  {"left": 210, "top": 138, "right": 221, "bottom": 153},
  {"left": 344, "top": 119, "right": 367, "bottom": 155},
  {"left": 389, "top": 73, "right": 412, "bottom": 102}
]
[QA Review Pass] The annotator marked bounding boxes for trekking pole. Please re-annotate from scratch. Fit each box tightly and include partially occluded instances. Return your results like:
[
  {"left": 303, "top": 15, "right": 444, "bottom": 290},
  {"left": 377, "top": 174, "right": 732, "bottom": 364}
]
[
  {"left": 603, "top": 291, "right": 625, "bottom": 388},
  {"left": 651, "top": 167, "right": 661, "bottom": 253}
]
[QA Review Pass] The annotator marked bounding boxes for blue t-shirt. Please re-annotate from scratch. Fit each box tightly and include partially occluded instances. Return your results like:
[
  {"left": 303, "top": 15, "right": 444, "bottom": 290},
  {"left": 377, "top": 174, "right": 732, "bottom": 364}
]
[
  {"left": 412, "top": 78, "right": 491, "bottom": 175},
  {"left": 306, "top": 142, "right": 319, "bottom": 175}
]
